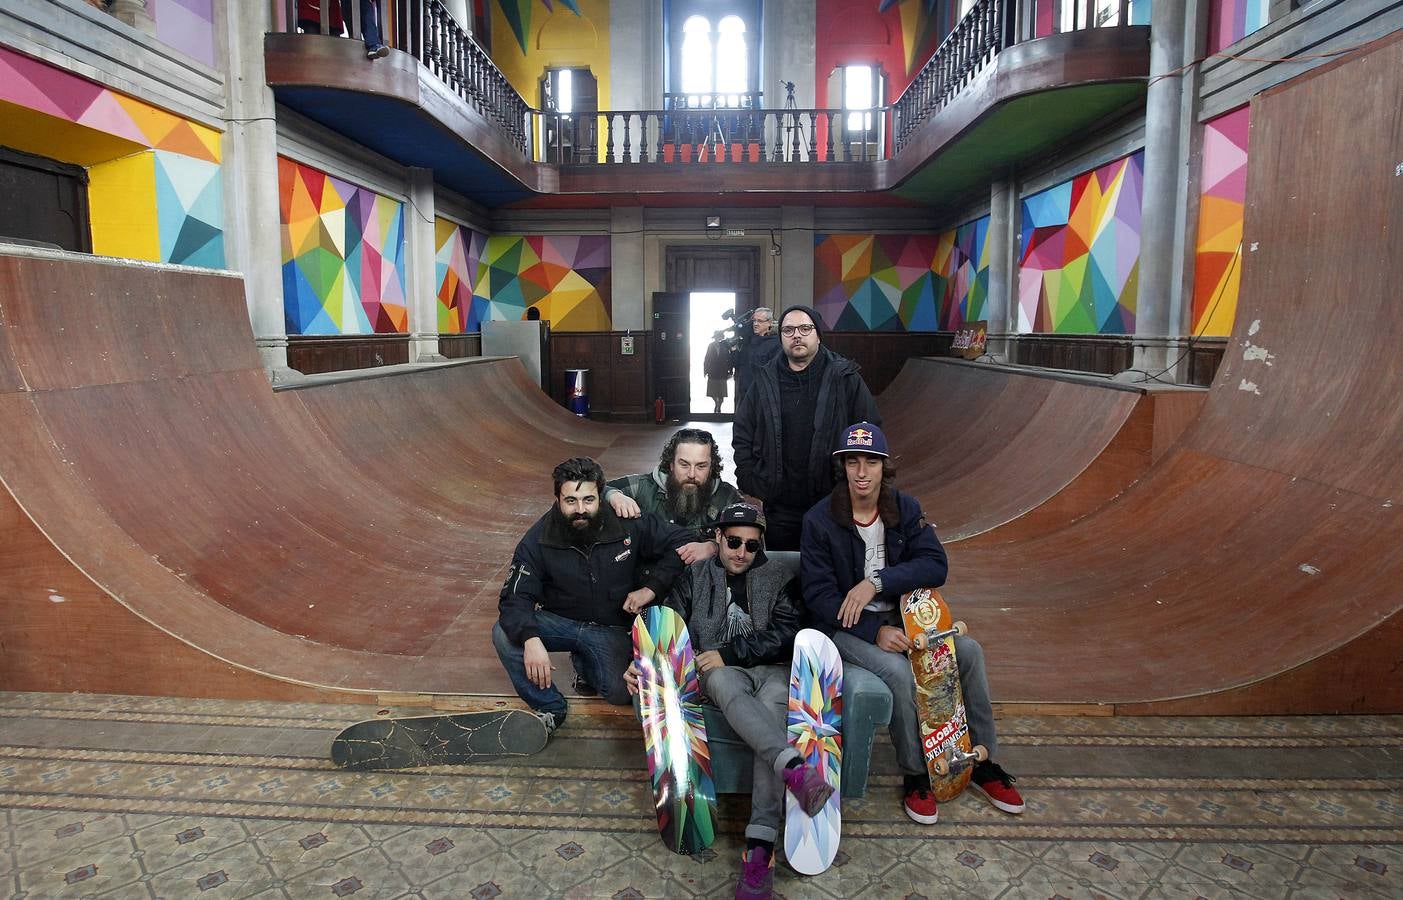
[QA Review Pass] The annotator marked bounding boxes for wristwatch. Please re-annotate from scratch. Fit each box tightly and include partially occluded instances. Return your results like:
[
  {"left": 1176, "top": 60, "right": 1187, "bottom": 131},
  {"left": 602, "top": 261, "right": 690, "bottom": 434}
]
[{"left": 868, "top": 572, "right": 883, "bottom": 593}]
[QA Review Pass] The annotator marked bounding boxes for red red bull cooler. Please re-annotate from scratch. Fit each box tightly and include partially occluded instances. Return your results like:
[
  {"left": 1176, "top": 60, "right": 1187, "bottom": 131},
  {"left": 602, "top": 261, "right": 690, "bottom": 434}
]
[{"left": 565, "top": 368, "right": 589, "bottom": 417}]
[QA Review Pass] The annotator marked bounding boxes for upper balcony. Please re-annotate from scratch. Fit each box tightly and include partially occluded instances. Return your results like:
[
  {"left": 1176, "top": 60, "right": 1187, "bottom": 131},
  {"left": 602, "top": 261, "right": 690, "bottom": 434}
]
[{"left": 264, "top": 0, "right": 1149, "bottom": 208}]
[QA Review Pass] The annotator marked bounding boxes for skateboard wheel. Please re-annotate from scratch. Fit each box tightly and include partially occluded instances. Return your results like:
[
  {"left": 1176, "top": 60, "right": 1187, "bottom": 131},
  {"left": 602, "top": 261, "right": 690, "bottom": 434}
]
[
  {"left": 932, "top": 757, "right": 951, "bottom": 776},
  {"left": 971, "top": 744, "right": 988, "bottom": 762},
  {"left": 953, "top": 621, "right": 967, "bottom": 636}
]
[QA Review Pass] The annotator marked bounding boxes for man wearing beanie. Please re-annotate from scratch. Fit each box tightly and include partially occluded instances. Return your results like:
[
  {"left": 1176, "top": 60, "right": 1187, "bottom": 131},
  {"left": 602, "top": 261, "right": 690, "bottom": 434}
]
[{"left": 732, "top": 305, "right": 880, "bottom": 550}]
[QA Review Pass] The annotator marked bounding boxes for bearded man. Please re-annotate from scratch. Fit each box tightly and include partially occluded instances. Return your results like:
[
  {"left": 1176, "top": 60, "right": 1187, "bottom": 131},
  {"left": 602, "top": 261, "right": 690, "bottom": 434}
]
[
  {"left": 493, "top": 457, "right": 692, "bottom": 734},
  {"left": 604, "top": 428, "right": 743, "bottom": 565}
]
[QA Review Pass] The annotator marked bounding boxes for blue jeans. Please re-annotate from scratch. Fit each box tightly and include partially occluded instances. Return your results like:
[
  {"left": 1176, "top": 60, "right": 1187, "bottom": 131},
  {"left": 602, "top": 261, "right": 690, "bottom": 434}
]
[
  {"left": 492, "top": 609, "right": 634, "bottom": 718},
  {"left": 340, "top": 0, "right": 382, "bottom": 47},
  {"left": 831, "top": 610, "right": 997, "bottom": 778}
]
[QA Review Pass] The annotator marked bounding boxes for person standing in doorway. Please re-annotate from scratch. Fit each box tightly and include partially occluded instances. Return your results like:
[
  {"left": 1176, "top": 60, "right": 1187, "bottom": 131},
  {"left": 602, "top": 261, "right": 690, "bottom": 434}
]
[{"left": 704, "top": 331, "right": 736, "bottom": 414}]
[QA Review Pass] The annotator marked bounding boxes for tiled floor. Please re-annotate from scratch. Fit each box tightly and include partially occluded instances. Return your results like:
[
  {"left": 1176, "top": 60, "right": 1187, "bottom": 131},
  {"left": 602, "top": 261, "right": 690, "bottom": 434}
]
[{"left": 0, "top": 692, "right": 1399, "bottom": 898}]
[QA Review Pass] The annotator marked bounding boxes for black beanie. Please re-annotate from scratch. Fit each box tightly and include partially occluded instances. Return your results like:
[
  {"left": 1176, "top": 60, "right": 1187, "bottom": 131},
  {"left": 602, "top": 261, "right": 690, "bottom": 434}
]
[{"left": 779, "top": 304, "right": 826, "bottom": 336}]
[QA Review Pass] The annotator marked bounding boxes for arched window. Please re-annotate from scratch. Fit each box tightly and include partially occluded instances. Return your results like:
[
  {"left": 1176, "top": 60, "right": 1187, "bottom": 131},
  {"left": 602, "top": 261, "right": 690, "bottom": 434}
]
[
  {"left": 714, "top": 16, "right": 747, "bottom": 99},
  {"left": 680, "top": 15, "right": 713, "bottom": 97}
]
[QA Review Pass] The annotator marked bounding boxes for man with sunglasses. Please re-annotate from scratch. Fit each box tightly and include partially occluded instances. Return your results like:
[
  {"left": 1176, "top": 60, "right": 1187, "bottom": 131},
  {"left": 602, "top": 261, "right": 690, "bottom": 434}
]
[
  {"left": 734, "top": 304, "right": 880, "bottom": 550},
  {"left": 625, "top": 503, "right": 832, "bottom": 899},
  {"left": 801, "top": 423, "right": 1025, "bottom": 826}
]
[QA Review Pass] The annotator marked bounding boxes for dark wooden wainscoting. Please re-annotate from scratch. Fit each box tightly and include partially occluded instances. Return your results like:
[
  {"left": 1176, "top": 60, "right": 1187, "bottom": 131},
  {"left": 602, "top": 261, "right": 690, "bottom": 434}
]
[
  {"left": 824, "top": 332, "right": 951, "bottom": 395},
  {"left": 1008, "top": 335, "right": 1224, "bottom": 386},
  {"left": 548, "top": 331, "right": 651, "bottom": 421},
  {"left": 287, "top": 335, "right": 410, "bottom": 375},
  {"left": 438, "top": 333, "right": 483, "bottom": 359}
]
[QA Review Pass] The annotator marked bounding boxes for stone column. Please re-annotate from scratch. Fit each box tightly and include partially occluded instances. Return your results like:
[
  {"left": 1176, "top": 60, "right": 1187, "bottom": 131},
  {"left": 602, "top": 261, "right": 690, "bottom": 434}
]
[
  {"left": 611, "top": 206, "right": 645, "bottom": 330},
  {"left": 221, "top": 0, "right": 300, "bottom": 381},
  {"left": 1130, "top": 0, "right": 1191, "bottom": 380},
  {"left": 405, "top": 168, "right": 444, "bottom": 361},
  {"left": 984, "top": 173, "right": 1018, "bottom": 363},
  {"left": 779, "top": 205, "right": 814, "bottom": 310}
]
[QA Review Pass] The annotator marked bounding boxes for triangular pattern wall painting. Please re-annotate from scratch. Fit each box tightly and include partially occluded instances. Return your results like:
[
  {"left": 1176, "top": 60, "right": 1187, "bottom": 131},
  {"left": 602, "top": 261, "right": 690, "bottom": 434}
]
[
  {"left": 1192, "top": 106, "right": 1250, "bottom": 337},
  {"left": 1017, "top": 152, "right": 1143, "bottom": 334},
  {"left": 279, "top": 156, "right": 407, "bottom": 336}
]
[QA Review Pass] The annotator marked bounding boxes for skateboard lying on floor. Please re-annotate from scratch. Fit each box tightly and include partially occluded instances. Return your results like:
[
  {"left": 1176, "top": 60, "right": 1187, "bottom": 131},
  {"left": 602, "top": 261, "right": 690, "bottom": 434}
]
[
  {"left": 632, "top": 605, "right": 718, "bottom": 855},
  {"left": 784, "top": 628, "right": 843, "bottom": 875},
  {"left": 901, "top": 586, "right": 987, "bottom": 802},
  {"left": 330, "top": 708, "right": 548, "bottom": 770}
]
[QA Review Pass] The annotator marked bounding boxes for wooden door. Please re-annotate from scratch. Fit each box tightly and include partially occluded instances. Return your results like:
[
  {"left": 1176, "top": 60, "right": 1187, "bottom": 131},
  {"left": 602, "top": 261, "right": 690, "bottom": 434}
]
[{"left": 650, "top": 292, "right": 690, "bottom": 421}]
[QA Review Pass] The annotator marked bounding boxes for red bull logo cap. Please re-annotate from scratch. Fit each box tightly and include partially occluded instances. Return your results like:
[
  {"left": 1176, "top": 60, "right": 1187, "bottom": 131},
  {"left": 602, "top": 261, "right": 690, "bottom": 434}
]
[{"left": 834, "top": 422, "right": 890, "bottom": 458}]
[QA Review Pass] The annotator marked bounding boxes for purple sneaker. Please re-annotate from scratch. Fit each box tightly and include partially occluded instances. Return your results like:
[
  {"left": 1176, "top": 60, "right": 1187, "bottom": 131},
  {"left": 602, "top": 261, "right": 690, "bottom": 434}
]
[
  {"left": 782, "top": 762, "right": 835, "bottom": 817},
  {"left": 734, "top": 845, "right": 773, "bottom": 900}
]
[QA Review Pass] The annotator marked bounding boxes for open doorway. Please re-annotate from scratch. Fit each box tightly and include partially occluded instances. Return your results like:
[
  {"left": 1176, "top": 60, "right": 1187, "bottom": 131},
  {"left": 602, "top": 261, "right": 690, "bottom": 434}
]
[{"left": 689, "top": 291, "right": 736, "bottom": 416}]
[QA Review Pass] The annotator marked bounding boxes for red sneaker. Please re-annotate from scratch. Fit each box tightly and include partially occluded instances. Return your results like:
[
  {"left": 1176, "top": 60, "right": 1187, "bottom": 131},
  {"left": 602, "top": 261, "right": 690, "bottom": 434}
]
[
  {"left": 971, "top": 760, "right": 1025, "bottom": 814},
  {"left": 903, "top": 786, "right": 939, "bottom": 824}
]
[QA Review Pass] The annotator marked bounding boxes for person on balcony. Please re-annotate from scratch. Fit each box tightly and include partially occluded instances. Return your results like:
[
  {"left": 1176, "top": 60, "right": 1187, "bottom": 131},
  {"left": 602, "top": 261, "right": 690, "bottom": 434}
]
[
  {"left": 800, "top": 422, "right": 1026, "bottom": 824},
  {"left": 296, "top": 0, "right": 388, "bottom": 59}
]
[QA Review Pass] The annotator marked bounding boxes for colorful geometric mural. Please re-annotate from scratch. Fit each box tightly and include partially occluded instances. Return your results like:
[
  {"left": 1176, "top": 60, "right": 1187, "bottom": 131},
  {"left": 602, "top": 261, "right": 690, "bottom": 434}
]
[
  {"left": 1192, "top": 106, "right": 1251, "bottom": 337},
  {"left": 434, "top": 218, "right": 490, "bottom": 333},
  {"left": 877, "top": 0, "right": 942, "bottom": 75},
  {"left": 1018, "top": 152, "right": 1143, "bottom": 334},
  {"left": 494, "top": 0, "right": 581, "bottom": 53},
  {"left": 279, "top": 157, "right": 407, "bottom": 336},
  {"left": 151, "top": 0, "right": 218, "bottom": 67},
  {"left": 813, "top": 223, "right": 989, "bottom": 332},
  {"left": 474, "top": 235, "right": 611, "bottom": 331},
  {"left": 0, "top": 46, "right": 224, "bottom": 267},
  {"left": 935, "top": 217, "right": 991, "bottom": 330},
  {"left": 1208, "top": 0, "right": 1269, "bottom": 54}
]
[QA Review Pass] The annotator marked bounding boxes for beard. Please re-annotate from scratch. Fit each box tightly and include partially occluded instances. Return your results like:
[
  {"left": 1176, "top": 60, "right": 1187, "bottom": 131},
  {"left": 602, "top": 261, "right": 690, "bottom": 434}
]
[
  {"left": 664, "top": 473, "right": 713, "bottom": 524},
  {"left": 552, "top": 505, "right": 605, "bottom": 547}
]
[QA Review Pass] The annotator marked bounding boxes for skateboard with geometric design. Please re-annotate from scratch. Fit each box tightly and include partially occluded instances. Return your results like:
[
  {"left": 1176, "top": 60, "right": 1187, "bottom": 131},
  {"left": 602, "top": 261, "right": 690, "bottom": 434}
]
[
  {"left": 900, "top": 587, "right": 987, "bottom": 802},
  {"left": 783, "top": 628, "right": 842, "bottom": 875},
  {"left": 330, "top": 708, "right": 547, "bottom": 770},
  {"left": 632, "top": 605, "right": 718, "bottom": 855}
]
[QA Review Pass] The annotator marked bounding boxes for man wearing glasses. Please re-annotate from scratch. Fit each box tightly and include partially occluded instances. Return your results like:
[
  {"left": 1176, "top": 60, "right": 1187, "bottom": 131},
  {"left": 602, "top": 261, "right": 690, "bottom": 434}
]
[
  {"left": 735, "top": 306, "right": 780, "bottom": 401},
  {"left": 733, "top": 305, "right": 880, "bottom": 550},
  {"left": 625, "top": 503, "right": 832, "bottom": 898}
]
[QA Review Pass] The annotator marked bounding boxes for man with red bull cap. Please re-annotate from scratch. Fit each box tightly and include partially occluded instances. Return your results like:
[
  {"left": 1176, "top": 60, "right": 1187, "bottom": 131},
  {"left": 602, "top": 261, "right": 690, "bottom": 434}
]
[{"left": 800, "top": 422, "right": 1025, "bottom": 824}]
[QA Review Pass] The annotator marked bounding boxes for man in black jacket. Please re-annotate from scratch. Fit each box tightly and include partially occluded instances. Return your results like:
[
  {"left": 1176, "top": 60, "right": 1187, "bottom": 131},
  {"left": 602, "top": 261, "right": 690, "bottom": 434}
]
[
  {"left": 733, "top": 305, "right": 880, "bottom": 550},
  {"left": 625, "top": 503, "right": 832, "bottom": 899},
  {"left": 801, "top": 423, "right": 1024, "bottom": 826},
  {"left": 734, "top": 306, "right": 779, "bottom": 401},
  {"left": 493, "top": 457, "right": 692, "bottom": 733}
]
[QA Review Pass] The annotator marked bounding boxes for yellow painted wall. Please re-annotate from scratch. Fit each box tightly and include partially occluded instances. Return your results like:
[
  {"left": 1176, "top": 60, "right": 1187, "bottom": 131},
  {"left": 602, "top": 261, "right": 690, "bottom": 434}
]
[
  {"left": 491, "top": 0, "right": 611, "bottom": 111},
  {"left": 88, "top": 152, "right": 161, "bottom": 261}
]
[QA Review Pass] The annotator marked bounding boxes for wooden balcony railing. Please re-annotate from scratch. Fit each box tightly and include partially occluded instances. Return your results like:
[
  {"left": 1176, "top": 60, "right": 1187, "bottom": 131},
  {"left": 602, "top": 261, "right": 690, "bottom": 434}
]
[
  {"left": 535, "top": 107, "right": 887, "bottom": 165},
  {"left": 892, "top": 0, "right": 1137, "bottom": 152}
]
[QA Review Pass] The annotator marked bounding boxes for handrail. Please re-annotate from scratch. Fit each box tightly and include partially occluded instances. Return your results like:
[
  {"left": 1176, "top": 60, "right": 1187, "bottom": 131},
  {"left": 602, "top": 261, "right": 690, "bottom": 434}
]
[{"left": 892, "top": 0, "right": 1136, "bottom": 152}]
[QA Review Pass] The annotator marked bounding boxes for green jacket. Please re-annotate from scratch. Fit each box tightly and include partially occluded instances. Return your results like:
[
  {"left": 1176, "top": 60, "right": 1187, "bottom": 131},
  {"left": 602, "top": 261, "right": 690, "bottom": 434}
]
[{"left": 605, "top": 467, "right": 742, "bottom": 538}]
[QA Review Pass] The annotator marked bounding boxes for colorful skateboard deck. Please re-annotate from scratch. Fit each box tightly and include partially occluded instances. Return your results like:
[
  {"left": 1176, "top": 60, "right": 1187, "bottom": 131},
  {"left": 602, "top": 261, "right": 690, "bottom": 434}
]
[
  {"left": 901, "top": 587, "right": 983, "bottom": 802},
  {"left": 330, "top": 709, "right": 547, "bottom": 770},
  {"left": 632, "top": 605, "right": 718, "bottom": 855},
  {"left": 784, "top": 628, "right": 843, "bottom": 875}
]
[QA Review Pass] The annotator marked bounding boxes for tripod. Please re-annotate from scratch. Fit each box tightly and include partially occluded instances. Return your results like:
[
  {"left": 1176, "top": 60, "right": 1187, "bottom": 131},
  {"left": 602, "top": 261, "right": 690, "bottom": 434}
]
[{"left": 779, "top": 80, "right": 808, "bottom": 162}]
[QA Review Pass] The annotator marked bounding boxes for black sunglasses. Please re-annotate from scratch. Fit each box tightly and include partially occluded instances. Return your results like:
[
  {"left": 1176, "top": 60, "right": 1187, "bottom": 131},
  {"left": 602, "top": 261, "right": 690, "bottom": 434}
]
[{"left": 724, "top": 536, "right": 762, "bottom": 552}]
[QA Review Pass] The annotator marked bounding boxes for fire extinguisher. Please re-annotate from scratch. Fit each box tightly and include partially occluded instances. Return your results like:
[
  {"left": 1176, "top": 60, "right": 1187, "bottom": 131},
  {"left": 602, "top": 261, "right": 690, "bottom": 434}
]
[{"left": 654, "top": 396, "right": 666, "bottom": 424}]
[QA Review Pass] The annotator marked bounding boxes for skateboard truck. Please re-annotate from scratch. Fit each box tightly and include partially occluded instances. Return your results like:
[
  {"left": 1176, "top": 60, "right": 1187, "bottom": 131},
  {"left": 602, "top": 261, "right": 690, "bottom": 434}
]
[
  {"left": 912, "top": 620, "right": 967, "bottom": 652},
  {"left": 932, "top": 743, "right": 988, "bottom": 777}
]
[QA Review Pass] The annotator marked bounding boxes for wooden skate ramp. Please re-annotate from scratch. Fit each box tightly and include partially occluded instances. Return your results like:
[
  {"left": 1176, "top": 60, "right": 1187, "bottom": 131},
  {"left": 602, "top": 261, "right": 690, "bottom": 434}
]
[
  {"left": 878, "top": 358, "right": 1203, "bottom": 542},
  {"left": 939, "top": 33, "right": 1403, "bottom": 711}
]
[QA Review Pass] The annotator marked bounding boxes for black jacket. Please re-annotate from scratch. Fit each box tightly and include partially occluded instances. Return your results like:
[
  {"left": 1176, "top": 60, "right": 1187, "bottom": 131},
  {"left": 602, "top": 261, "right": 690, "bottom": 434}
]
[
  {"left": 667, "top": 552, "right": 802, "bottom": 668},
  {"left": 735, "top": 331, "right": 780, "bottom": 399},
  {"left": 733, "top": 346, "right": 880, "bottom": 507},
  {"left": 498, "top": 507, "right": 692, "bottom": 644},
  {"left": 800, "top": 489, "right": 948, "bottom": 643}
]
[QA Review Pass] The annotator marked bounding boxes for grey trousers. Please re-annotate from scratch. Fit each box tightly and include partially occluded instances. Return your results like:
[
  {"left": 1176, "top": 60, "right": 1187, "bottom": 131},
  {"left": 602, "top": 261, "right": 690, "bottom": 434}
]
[
  {"left": 831, "top": 612, "right": 997, "bottom": 779},
  {"left": 702, "top": 664, "right": 801, "bottom": 843}
]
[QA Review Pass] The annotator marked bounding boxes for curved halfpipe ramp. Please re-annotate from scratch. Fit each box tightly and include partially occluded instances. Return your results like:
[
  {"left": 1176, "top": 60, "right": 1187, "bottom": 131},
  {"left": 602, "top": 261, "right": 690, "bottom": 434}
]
[
  {"left": 0, "top": 251, "right": 631, "bottom": 700},
  {"left": 940, "top": 34, "right": 1403, "bottom": 712},
  {"left": 877, "top": 358, "right": 1203, "bottom": 542}
]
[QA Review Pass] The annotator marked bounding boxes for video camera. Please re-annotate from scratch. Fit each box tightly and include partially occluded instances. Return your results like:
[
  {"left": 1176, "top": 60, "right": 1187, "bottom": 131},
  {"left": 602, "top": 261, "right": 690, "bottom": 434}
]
[{"left": 717, "top": 307, "right": 757, "bottom": 350}]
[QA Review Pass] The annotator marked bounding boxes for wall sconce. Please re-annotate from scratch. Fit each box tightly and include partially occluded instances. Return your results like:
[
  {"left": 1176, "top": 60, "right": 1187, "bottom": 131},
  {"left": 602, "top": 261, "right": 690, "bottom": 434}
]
[{"left": 705, "top": 215, "right": 722, "bottom": 240}]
